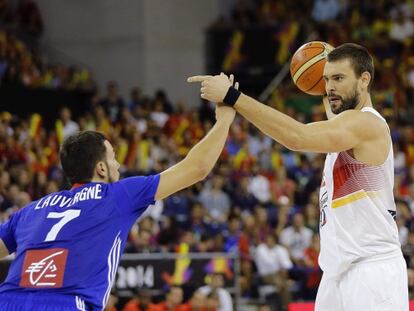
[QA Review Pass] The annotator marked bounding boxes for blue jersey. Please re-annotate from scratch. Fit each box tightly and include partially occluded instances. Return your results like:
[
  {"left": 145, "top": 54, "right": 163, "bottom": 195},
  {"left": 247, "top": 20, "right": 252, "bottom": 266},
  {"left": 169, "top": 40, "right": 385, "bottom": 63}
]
[{"left": 0, "top": 175, "right": 160, "bottom": 310}]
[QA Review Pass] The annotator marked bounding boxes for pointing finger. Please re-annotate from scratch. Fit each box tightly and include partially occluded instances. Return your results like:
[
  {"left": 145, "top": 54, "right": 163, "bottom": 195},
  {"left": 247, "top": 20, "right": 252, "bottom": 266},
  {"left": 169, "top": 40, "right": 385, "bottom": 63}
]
[{"left": 187, "top": 75, "right": 212, "bottom": 83}]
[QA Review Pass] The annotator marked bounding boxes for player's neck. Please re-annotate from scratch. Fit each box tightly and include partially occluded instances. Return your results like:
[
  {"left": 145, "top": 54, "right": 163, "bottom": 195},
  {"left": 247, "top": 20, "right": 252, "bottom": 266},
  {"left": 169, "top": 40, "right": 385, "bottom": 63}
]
[
  {"left": 356, "top": 92, "right": 372, "bottom": 111},
  {"left": 90, "top": 175, "right": 109, "bottom": 183}
]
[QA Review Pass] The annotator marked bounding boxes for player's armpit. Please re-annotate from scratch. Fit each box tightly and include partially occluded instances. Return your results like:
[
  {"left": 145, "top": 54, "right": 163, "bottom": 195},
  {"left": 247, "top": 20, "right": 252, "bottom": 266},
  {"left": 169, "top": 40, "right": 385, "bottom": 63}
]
[
  {"left": 0, "top": 239, "right": 9, "bottom": 259},
  {"left": 294, "top": 110, "right": 387, "bottom": 154}
]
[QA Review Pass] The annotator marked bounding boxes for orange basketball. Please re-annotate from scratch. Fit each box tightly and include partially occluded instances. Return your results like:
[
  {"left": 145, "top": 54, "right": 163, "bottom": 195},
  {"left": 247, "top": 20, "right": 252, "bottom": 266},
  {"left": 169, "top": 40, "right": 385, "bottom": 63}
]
[{"left": 290, "top": 41, "right": 334, "bottom": 96}]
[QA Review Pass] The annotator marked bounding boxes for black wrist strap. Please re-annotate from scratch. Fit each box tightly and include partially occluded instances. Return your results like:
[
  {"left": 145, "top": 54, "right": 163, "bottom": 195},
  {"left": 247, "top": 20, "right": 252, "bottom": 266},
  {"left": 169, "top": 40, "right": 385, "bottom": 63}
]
[{"left": 223, "top": 86, "right": 241, "bottom": 106}]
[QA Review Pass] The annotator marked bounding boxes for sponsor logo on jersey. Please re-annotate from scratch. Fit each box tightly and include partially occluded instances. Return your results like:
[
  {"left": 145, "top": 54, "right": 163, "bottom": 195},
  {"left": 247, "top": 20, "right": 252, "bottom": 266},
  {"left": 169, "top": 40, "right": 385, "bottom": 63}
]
[{"left": 20, "top": 248, "right": 68, "bottom": 288}]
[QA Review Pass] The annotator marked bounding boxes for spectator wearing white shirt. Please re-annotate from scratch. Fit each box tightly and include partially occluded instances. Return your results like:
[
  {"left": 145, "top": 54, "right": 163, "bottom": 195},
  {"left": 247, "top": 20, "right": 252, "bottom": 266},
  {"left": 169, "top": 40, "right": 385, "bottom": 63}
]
[
  {"left": 279, "top": 213, "right": 313, "bottom": 266},
  {"left": 389, "top": 11, "right": 414, "bottom": 43},
  {"left": 248, "top": 164, "right": 271, "bottom": 204},
  {"left": 198, "top": 272, "right": 233, "bottom": 311},
  {"left": 59, "top": 106, "right": 79, "bottom": 139},
  {"left": 150, "top": 99, "right": 169, "bottom": 128},
  {"left": 255, "top": 233, "right": 293, "bottom": 311}
]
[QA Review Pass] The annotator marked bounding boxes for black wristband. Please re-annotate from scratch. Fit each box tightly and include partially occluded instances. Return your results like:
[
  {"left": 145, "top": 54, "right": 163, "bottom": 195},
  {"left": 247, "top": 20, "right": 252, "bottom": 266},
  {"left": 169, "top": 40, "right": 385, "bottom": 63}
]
[{"left": 223, "top": 86, "right": 241, "bottom": 106}]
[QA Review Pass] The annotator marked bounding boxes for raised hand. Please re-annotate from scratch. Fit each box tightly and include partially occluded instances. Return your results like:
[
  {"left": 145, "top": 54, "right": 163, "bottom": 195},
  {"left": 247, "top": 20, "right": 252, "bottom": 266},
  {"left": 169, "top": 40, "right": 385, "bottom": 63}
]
[{"left": 187, "top": 72, "right": 234, "bottom": 103}]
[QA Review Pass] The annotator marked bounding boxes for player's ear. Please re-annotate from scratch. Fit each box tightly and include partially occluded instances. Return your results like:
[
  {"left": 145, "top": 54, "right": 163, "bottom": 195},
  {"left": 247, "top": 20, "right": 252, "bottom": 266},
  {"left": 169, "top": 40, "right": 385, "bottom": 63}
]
[
  {"left": 360, "top": 71, "right": 371, "bottom": 91},
  {"left": 95, "top": 161, "right": 106, "bottom": 178}
]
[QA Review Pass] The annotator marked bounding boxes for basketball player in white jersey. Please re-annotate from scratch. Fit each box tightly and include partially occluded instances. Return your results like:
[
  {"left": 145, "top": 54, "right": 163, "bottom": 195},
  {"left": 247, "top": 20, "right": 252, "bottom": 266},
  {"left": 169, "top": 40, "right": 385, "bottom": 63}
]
[{"left": 188, "top": 43, "right": 409, "bottom": 310}]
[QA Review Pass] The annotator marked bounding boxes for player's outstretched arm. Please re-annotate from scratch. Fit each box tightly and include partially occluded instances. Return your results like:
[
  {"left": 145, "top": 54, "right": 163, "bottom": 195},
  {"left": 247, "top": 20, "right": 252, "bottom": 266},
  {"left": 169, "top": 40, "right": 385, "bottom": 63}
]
[
  {"left": 0, "top": 239, "right": 9, "bottom": 259},
  {"left": 154, "top": 105, "right": 235, "bottom": 200},
  {"left": 188, "top": 74, "right": 387, "bottom": 156}
]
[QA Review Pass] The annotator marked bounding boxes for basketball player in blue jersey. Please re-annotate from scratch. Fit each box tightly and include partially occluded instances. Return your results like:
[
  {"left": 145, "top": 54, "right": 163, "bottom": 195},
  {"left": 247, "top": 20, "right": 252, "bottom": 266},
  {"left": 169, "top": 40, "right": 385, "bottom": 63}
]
[
  {"left": 0, "top": 86, "right": 237, "bottom": 310},
  {"left": 189, "top": 44, "right": 409, "bottom": 310}
]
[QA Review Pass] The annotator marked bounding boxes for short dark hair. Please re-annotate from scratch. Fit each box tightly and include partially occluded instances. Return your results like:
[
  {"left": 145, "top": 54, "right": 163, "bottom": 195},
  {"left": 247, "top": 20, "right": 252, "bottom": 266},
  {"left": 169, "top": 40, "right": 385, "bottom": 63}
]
[
  {"left": 60, "top": 131, "right": 107, "bottom": 184},
  {"left": 327, "top": 43, "right": 374, "bottom": 90}
]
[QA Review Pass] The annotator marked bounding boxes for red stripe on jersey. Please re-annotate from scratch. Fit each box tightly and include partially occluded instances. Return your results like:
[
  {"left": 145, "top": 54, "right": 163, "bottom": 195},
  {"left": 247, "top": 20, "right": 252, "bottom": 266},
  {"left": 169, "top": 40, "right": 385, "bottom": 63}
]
[{"left": 332, "top": 152, "right": 386, "bottom": 200}]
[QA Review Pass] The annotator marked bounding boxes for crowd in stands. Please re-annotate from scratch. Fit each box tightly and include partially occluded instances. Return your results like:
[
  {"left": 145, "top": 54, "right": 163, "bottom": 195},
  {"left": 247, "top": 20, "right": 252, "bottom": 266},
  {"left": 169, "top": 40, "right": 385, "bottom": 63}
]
[
  {"left": 0, "top": 79, "right": 327, "bottom": 310},
  {"left": 0, "top": 29, "right": 94, "bottom": 90},
  {"left": 0, "top": 1, "right": 93, "bottom": 90},
  {"left": 1, "top": 0, "right": 414, "bottom": 310},
  {"left": 212, "top": 0, "right": 414, "bottom": 122},
  {"left": 116, "top": 274, "right": 233, "bottom": 311},
  {"left": 1, "top": 75, "right": 414, "bottom": 309}
]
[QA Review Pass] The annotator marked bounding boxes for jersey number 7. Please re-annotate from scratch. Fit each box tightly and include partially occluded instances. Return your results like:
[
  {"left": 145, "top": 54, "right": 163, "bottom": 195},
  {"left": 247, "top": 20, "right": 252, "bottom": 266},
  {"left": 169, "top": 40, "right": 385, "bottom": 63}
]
[{"left": 44, "top": 210, "right": 81, "bottom": 242}]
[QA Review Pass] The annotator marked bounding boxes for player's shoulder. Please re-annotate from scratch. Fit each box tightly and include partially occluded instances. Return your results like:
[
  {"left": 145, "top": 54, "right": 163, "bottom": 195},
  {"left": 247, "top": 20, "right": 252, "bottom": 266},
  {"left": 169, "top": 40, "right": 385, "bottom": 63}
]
[
  {"left": 334, "top": 109, "right": 388, "bottom": 136},
  {"left": 113, "top": 175, "right": 160, "bottom": 191},
  {"left": 335, "top": 108, "right": 385, "bottom": 124}
]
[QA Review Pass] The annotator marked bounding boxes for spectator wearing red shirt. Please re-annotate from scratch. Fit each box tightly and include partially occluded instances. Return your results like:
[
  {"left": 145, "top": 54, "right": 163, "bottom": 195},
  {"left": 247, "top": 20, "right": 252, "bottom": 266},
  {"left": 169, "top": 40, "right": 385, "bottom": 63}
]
[
  {"left": 123, "top": 288, "right": 153, "bottom": 311},
  {"left": 303, "top": 233, "right": 322, "bottom": 299},
  {"left": 148, "top": 286, "right": 187, "bottom": 311}
]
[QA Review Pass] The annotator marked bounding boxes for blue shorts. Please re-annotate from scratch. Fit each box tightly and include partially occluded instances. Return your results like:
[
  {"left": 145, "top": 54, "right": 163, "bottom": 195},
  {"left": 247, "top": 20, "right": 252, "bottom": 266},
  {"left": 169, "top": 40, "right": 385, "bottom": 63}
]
[{"left": 0, "top": 292, "right": 92, "bottom": 310}]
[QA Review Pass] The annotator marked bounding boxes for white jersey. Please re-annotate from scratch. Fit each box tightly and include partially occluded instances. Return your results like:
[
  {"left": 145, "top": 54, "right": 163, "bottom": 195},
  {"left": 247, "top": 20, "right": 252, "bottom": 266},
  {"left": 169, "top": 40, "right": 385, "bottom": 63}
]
[{"left": 318, "top": 107, "right": 401, "bottom": 278}]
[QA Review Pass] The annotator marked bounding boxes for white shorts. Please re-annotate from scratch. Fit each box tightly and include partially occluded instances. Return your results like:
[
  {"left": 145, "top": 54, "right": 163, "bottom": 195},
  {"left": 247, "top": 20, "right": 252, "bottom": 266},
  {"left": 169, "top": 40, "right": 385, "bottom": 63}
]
[{"left": 315, "top": 255, "right": 408, "bottom": 311}]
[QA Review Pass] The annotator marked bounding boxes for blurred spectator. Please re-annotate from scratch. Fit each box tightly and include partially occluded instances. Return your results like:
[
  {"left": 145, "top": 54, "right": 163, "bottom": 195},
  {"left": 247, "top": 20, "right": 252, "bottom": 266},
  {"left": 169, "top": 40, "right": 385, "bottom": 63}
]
[
  {"left": 389, "top": 11, "right": 414, "bottom": 43},
  {"left": 198, "top": 176, "right": 231, "bottom": 223},
  {"left": 57, "top": 106, "right": 79, "bottom": 139},
  {"left": 196, "top": 232, "right": 215, "bottom": 252},
  {"left": 184, "top": 291, "right": 216, "bottom": 311},
  {"left": 99, "top": 81, "right": 125, "bottom": 122},
  {"left": 248, "top": 164, "right": 271, "bottom": 205},
  {"left": 151, "top": 100, "right": 169, "bottom": 129},
  {"left": 157, "top": 216, "right": 180, "bottom": 252},
  {"left": 311, "top": 0, "right": 342, "bottom": 22},
  {"left": 123, "top": 288, "right": 153, "bottom": 311},
  {"left": 254, "top": 205, "right": 273, "bottom": 242},
  {"left": 154, "top": 89, "right": 173, "bottom": 115},
  {"left": 149, "top": 286, "right": 187, "bottom": 311},
  {"left": 128, "top": 87, "right": 143, "bottom": 110},
  {"left": 189, "top": 202, "right": 213, "bottom": 241},
  {"left": 303, "top": 233, "right": 322, "bottom": 299},
  {"left": 224, "top": 214, "right": 250, "bottom": 255},
  {"left": 198, "top": 273, "right": 233, "bottom": 311},
  {"left": 279, "top": 213, "right": 312, "bottom": 266},
  {"left": 255, "top": 233, "right": 292, "bottom": 311},
  {"left": 269, "top": 168, "right": 296, "bottom": 205},
  {"left": 125, "top": 228, "right": 158, "bottom": 254},
  {"left": 302, "top": 203, "right": 319, "bottom": 233},
  {"left": 163, "top": 190, "right": 191, "bottom": 226},
  {"left": 231, "top": 176, "right": 258, "bottom": 213}
]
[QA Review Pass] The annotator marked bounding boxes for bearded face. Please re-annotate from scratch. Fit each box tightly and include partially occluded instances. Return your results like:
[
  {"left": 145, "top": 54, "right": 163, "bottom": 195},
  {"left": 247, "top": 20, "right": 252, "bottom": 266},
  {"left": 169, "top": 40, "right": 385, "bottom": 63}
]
[
  {"left": 323, "top": 58, "right": 366, "bottom": 115},
  {"left": 328, "top": 83, "right": 360, "bottom": 114}
]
